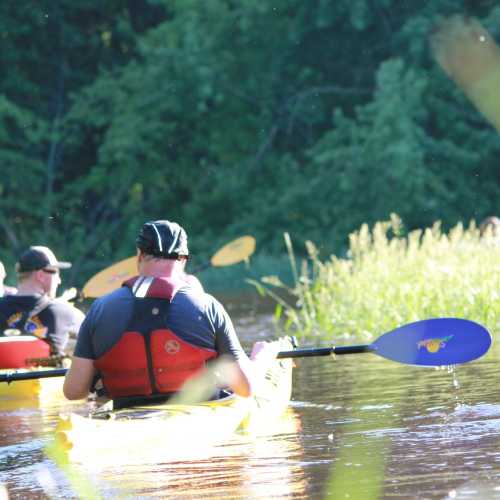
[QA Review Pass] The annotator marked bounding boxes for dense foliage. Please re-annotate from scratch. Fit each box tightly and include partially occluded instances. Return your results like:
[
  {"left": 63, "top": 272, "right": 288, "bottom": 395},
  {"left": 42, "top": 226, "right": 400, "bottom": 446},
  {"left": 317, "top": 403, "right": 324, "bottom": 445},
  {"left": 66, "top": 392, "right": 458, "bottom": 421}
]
[
  {"left": 1, "top": 1, "right": 499, "bottom": 287},
  {"left": 254, "top": 215, "right": 500, "bottom": 341}
]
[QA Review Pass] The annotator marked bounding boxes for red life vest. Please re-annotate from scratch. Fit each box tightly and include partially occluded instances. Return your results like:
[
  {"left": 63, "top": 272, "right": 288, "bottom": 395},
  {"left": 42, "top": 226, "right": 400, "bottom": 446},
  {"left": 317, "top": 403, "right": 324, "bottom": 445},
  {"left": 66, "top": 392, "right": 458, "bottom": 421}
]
[{"left": 94, "top": 276, "right": 217, "bottom": 398}]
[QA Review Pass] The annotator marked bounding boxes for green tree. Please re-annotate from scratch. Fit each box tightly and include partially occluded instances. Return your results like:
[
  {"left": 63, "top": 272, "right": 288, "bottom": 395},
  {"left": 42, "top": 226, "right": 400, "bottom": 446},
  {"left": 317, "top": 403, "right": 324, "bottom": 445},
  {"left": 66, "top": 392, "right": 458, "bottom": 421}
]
[{"left": 1, "top": 0, "right": 499, "bottom": 285}]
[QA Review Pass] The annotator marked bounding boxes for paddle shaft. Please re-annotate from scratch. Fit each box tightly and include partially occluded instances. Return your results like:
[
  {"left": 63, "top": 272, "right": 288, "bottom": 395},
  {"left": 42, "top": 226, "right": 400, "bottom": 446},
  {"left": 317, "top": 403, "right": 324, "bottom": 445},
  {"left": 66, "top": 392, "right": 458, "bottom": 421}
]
[
  {"left": 0, "top": 368, "right": 67, "bottom": 383},
  {"left": 277, "top": 345, "right": 374, "bottom": 358},
  {"left": 190, "top": 262, "right": 211, "bottom": 274},
  {"left": 1, "top": 346, "right": 372, "bottom": 383}
]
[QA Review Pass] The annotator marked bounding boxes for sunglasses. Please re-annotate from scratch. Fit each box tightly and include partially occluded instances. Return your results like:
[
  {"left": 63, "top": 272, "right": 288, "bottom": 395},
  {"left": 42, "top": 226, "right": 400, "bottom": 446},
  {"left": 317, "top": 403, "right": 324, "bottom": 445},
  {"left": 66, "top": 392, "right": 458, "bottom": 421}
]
[{"left": 42, "top": 268, "right": 59, "bottom": 275}]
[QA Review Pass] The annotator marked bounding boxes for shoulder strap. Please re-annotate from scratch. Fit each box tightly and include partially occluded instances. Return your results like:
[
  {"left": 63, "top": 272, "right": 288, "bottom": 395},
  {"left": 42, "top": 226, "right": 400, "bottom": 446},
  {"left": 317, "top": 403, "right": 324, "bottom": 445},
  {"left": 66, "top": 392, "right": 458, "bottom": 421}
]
[
  {"left": 17, "top": 295, "right": 52, "bottom": 335},
  {"left": 123, "top": 276, "right": 183, "bottom": 300},
  {"left": 0, "top": 295, "right": 52, "bottom": 336}
]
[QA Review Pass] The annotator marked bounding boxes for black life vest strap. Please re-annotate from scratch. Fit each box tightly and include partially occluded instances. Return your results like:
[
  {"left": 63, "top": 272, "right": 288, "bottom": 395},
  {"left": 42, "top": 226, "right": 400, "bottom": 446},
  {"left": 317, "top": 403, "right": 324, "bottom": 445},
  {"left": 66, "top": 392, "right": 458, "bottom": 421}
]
[
  {"left": 0, "top": 295, "right": 51, "bottom": 337},
  {"left": 20, "top": 295, "right": 51, "bottom": 335}
]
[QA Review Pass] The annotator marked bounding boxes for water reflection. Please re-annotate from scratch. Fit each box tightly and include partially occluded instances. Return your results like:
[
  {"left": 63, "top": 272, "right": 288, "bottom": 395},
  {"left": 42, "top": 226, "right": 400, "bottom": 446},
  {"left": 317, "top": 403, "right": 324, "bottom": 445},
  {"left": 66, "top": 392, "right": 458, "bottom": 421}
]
[{"left": 88, "top": 410, "right": 306, "bottom": 498}]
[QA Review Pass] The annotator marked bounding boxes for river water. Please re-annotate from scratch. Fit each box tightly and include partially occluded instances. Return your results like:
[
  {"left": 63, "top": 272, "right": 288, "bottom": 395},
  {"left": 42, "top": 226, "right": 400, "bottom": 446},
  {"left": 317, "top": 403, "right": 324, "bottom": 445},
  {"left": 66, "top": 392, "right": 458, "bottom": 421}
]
[{"left": 1, "top": 294, "right": 499, "bottom": 499}]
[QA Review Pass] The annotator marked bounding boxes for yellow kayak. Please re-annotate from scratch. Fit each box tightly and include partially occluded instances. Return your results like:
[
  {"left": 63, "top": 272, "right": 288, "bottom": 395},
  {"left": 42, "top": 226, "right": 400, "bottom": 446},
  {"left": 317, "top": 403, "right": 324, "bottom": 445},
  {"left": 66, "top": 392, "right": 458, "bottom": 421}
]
[
  {"left": 0, "top": 337, "right": 66, "bottom": 402},
  {"left": 53, "top": 338, "right": 294, "bottom": 465},
  {"left": 0, "top": 370, "right": 64, "bottom": 400}
]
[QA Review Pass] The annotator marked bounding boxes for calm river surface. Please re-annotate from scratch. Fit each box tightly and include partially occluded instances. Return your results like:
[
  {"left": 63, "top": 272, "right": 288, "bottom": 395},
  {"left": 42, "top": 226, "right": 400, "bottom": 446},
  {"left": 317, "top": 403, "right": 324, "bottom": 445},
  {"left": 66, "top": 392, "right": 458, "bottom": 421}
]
[{"left": 1, "top": 294, "right": 499, "bottom": 499}]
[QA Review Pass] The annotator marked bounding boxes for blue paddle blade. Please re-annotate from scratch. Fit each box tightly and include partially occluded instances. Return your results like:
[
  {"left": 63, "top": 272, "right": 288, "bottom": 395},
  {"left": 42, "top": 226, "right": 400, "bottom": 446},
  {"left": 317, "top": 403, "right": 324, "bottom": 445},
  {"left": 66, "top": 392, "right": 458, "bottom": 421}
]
[{"left": 371, "top": 318, "right": 492, "bottom": 366}]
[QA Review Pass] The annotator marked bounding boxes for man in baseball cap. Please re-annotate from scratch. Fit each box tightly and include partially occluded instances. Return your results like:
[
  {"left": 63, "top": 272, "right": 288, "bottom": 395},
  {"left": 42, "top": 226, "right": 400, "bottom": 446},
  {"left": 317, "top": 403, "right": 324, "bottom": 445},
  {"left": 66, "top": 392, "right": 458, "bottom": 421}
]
[
  {"left": 64, "top": 219, "right": 279, "bottom": 404},
  {"left": 0, "top": 245, "right": 84, "bottom": 357}
]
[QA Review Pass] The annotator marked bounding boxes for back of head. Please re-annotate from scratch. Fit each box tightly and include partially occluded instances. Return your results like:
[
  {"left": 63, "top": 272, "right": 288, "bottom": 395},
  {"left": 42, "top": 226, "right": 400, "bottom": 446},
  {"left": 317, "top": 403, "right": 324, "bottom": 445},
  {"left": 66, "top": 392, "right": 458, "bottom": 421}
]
[{"left": 136, "top": 220, "right": 189, "bottom": 260}]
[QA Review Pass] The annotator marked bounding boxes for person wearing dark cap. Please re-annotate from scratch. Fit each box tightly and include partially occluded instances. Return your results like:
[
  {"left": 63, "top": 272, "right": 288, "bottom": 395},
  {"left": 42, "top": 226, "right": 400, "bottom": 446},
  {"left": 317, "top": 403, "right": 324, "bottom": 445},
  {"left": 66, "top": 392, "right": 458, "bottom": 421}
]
[
  {"left": 0, "top": 246, "right": 85, "bottom": 357},
  {"left": 0, "top": 260, "right": 17, "bottom": 297},
  {"left": 64, "top": 220, "right": 279, "bottom": 403},
  {"left": 135, "top": 220, "right": 204, "bottom": 292}
]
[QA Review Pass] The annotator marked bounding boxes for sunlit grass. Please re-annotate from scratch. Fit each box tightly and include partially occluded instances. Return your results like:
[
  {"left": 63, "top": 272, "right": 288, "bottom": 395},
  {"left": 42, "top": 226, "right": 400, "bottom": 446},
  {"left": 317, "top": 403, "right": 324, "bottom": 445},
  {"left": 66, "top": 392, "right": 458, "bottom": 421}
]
[{"left": 251, "top": 214, "right": 500, "bottom": 342}]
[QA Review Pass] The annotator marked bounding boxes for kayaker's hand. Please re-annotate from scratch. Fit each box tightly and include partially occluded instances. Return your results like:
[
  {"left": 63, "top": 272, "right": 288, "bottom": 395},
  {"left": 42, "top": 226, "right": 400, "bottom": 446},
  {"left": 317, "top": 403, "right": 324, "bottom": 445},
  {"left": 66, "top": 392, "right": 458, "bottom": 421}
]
[{"left": 250, "top": 341, "right": 280, "bottom": 364}]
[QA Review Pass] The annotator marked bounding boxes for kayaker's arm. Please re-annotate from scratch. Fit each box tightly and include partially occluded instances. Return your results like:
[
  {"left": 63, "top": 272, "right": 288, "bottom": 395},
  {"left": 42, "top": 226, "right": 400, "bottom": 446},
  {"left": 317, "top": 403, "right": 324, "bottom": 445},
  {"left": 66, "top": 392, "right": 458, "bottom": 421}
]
[
  {"left": 208, "top": 342, "right": 280, "bottom": 398},
  {"left": 228, "top": 341, "right": 281, "bottom": 398},
  {"left": 63, "top": 356, "right": 96, "bottom": 400},
  {"left": 224, "top": 360, "right": 252, "bottom": 398}
]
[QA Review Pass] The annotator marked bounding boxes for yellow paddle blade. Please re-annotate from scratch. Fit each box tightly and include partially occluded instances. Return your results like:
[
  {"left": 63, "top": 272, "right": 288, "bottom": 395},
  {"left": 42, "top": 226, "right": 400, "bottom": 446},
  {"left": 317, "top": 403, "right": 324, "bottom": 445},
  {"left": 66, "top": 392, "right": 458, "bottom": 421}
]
[
  {"left": 431, "top": 15, "right": 500, "bottom": 132},
  {"left": 82, "top": 256, "right": 137, "bottom": 298},
  {"left": 210, "top": 236, "right": 256, "bottom": 267},
  {"left": 82, "top": 235, "right": 256, "bottom": 298}
]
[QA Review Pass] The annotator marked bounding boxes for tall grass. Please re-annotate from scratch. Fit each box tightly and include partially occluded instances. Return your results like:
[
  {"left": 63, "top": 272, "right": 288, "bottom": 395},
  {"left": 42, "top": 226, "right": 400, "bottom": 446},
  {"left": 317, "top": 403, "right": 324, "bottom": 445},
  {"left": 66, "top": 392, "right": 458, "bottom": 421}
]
[{"left": 252, "top": 214, "right": 500, "bottom": 342}]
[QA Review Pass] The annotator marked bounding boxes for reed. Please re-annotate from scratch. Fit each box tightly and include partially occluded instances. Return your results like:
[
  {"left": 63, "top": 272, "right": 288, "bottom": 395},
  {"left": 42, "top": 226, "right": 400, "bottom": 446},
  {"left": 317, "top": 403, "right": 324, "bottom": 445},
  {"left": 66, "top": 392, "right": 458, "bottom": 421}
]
[{"left": 253, "top": 214, "right": 500, "bottom": 342}]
